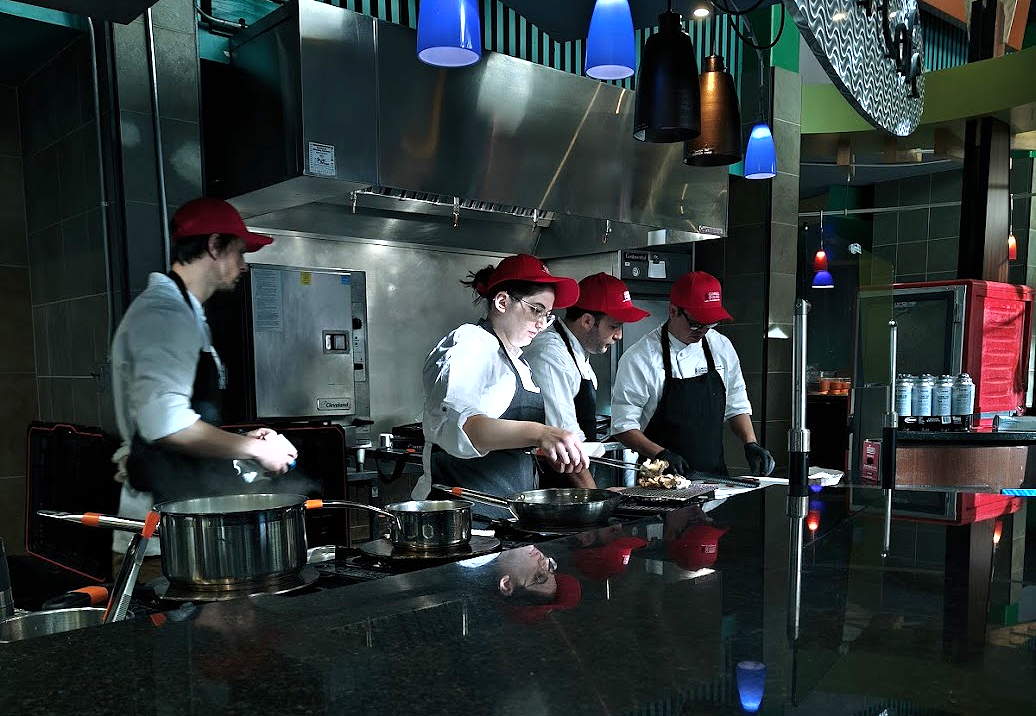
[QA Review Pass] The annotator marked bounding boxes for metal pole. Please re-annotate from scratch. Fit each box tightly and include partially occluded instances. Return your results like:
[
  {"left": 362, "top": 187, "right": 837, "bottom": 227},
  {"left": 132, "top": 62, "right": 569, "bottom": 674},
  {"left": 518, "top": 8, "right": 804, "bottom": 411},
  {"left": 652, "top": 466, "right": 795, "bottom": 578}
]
[
  {"left": 880, "top": 320, "right": 898, "bottom": 558},
  {"left": 787, "top": 299, "right": 810, "bottom": 642},
  {"left": 144, "top": 9, "right": 170, "bottom": 271}
]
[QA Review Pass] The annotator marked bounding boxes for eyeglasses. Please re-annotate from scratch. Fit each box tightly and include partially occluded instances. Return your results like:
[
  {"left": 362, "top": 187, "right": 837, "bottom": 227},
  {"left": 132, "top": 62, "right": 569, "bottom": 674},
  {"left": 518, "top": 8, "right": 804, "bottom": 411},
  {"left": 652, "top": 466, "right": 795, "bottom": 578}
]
[
  {"left": 517, "top": 297, "right": 556, "bottom": 327},
  {"left": 529, "top": 556, "right": 558, "bottom": 586},
  {"left": 678, "top": 308, "right": 718, "bottom": 332}
]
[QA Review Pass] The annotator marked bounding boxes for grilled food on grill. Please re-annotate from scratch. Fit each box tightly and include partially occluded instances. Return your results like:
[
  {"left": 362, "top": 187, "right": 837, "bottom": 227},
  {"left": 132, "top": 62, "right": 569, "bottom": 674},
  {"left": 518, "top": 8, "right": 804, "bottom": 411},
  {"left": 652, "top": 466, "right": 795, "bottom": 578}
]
[{"left": 636, "top": 458, "right": 692, "bottom": 490}]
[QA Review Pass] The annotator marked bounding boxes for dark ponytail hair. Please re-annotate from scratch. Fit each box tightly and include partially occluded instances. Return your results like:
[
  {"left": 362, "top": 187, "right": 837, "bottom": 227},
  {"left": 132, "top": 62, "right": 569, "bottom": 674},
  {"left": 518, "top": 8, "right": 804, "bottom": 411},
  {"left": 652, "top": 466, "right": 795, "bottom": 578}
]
[{"left": 461, "top": 265, "right": 549, "bottom": 306}]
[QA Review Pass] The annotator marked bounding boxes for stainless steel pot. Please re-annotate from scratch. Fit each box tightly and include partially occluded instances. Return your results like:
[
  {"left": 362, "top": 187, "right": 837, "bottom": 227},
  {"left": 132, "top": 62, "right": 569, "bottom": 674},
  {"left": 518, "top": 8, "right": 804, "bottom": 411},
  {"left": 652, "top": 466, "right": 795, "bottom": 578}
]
[
  {"left": 434, "top": 485, "right": 622, "bottom": 528},
  {"left": 350, "top": 499, "right": 471, "bottom": 551},
  {"left": 0, "top": 607, "right": 130, "bottom": 643},
  {"left": 155, "top": 493, "right": 314, "bottom": 587}
]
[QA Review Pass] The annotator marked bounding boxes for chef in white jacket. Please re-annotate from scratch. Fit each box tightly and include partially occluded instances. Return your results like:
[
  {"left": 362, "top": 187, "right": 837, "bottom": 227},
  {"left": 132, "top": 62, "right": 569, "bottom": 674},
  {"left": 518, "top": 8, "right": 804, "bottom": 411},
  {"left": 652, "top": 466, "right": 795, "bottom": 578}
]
[
  {"left": 524, "top": 273, "right": 649, "bottom": 488},
  {"left": 418, "top": 254, "right": 589, "bottom": 516},
  {"left": 611, "top": 271, "right": 775, "bottom": 478}
]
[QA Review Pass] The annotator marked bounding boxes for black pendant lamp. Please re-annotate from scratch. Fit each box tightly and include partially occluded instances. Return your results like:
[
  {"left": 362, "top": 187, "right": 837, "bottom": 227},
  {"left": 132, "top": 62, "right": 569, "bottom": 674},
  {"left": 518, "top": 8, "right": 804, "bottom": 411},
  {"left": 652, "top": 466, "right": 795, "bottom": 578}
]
[
  {"left": 633, "top": 3, "right": 701, "bottom": 143},
  {"left": 684, "top": 54, "right": 741, "bottom": 166}
]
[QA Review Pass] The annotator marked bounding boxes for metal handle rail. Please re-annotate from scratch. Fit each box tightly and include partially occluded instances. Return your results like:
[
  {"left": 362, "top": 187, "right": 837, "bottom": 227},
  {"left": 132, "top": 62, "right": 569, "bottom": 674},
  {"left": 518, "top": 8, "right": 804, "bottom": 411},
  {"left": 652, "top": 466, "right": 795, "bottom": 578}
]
[
  {"left": 787, "top": 299, "right": 811, "bottom": 642},
  {"left": 880, "top": 320, "right": 898, "bottom": 559}
]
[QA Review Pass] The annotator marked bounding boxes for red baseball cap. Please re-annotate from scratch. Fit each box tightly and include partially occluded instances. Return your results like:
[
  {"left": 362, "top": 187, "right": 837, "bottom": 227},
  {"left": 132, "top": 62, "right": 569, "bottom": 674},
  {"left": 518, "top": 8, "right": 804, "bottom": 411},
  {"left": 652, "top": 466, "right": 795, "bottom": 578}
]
[
  {"left": 508, "top": 573, "right": 582, "bottom": 624},
  {"left": 171, "top": 198, "right": 273, "bottom": 253},
  {"left": 478, "top": 254, "right": 580, "bottom": 309},
  {"left": 572, "top": 536, "right": 648, "bottom": 580},
  {"left": 574, "top": 273, "right": 650, "bottom": 323},
  {"left": 670, "top": 271, "right": 733, "bottom": 324},
  {"left": 667, "top": 524, "right": 728, "bottom": 570}
]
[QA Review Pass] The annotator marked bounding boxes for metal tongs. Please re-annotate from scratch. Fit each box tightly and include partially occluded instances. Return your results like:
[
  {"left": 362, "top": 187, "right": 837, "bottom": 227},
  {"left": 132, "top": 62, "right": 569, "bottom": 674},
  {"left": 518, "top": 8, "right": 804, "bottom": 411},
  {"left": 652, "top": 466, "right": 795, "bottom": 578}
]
[{"left": 526, "top": 450, "right": 760, "bottom": 488}]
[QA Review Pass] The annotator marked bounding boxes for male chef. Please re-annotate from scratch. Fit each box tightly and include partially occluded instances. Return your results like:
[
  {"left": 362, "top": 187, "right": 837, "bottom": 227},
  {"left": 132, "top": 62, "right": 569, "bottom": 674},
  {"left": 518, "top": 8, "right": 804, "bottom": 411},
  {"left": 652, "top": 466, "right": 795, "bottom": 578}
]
[
  {"left": 524, "top": 272, "right": 649, "bottom": 487},
  {"left": 110, "top": 198, "right": 297, "bottom": 577},
  {"left": 610, "top": 271, "right": 775, "bottom": 478}
]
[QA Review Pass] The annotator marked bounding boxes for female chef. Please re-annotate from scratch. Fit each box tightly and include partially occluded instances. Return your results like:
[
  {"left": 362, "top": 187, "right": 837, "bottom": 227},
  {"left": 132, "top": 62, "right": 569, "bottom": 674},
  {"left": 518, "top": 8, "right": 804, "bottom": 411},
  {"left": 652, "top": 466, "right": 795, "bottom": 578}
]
[{"left": 420, "top": 254, "right": 589, "bottom": 515}]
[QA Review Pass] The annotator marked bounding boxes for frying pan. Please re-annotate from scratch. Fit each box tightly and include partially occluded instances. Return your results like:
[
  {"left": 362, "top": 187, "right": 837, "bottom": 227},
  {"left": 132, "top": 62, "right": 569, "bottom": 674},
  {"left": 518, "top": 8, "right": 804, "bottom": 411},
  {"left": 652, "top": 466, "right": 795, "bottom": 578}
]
[{"left": 433, "top": 484, "right": 621, "bottom": 528}]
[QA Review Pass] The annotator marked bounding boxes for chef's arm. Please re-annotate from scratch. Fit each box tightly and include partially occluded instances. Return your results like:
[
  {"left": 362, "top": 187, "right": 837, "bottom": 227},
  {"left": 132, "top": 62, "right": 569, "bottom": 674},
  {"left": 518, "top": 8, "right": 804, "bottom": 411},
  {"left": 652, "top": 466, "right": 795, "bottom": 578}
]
[
  {"left": 463, "top": 415, "right": 587, "bottom": 471},
  {"left": 728, "top": 413, "right": 757, "bottom": 444},
  {"left": 613, "top": 429, "right": 665, "bottom": 460},
  {"left": 157, "top": 420, "right": 297, "bottom": 473}
]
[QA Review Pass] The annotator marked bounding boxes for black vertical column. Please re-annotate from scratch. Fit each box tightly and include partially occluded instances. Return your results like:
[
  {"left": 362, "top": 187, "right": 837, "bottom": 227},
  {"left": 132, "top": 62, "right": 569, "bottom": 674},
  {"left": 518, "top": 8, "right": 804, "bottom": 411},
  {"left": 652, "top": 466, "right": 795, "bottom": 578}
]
[{"left": 958, "top": 0, "right": 1010, "bottom": 282}]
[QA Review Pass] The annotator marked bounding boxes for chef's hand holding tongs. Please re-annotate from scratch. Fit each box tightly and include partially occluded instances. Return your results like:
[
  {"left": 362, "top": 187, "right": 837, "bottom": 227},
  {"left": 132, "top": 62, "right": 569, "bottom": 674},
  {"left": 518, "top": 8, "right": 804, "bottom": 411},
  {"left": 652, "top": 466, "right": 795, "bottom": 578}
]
[{"left": 532, "top": 426, "right": 589, "bottom": 474}]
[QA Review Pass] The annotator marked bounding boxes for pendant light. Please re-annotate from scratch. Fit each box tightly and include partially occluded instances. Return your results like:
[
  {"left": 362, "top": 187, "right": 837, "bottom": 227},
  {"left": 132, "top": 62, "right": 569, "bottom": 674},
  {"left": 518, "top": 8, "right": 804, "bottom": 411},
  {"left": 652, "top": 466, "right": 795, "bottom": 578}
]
[
  {"left": 585, "top": 0, "right": 635, "bottom": 80},
  {"left": 417, "top": 0, "right": 482, "bottom": 68},
  {"left": 736, "top": 661, "right": 767, "bottom": 713},
  {"left": 744, "top": 123, "right": 777, "bottom": 179},
  {"left": 1008, "top": 196, "right": 1018, "bottom": 261},
  {"left": 811, "top": 212, "right": 834, "bottom": 288},
  {"left": 633, "top": 1, "right": 701, "bottom": 143},
  {"left": 684, "top": 54, "right": 741, "bottom": 166}
]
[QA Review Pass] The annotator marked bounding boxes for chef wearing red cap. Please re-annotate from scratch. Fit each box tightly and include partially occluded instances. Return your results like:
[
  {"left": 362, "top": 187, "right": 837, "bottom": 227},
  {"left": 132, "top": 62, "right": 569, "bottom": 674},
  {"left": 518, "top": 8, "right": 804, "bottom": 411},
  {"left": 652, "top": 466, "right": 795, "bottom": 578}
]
[
  {"left": 524, "top": 273, "right": 649, "bottom": 488},
  {"left": 110, "top": 198, "right": 297, "bottom": 571},
  {"left": 419, "top": 255, "right": 589, "bottom": 515},
  {"left": 611, "top": 271, "right": 775, "bottom": 477}
]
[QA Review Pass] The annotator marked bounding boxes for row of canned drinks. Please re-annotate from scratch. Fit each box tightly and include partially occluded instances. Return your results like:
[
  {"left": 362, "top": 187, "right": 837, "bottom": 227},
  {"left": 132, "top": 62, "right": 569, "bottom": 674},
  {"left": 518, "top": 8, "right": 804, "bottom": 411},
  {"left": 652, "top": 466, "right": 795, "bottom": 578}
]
[{"left": 894, "top": 373, "right": 975, "bottom": 417}]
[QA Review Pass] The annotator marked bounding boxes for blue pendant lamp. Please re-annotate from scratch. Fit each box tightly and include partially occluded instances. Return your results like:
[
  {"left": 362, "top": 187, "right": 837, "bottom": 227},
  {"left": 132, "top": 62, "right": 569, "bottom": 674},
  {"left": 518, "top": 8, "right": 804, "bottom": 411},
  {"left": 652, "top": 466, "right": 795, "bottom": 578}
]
[
  {"left": 744, "top": 123, "right": 776, "bottom": 179},
  {"left": 736, "top": 661, "right": 767, "bottom": 712},
  {"left": 585, "top": 0, "right": 635, "bottom": 80},
  {"left": 417, "top": 0, "right": 482, "bottom": 68}
]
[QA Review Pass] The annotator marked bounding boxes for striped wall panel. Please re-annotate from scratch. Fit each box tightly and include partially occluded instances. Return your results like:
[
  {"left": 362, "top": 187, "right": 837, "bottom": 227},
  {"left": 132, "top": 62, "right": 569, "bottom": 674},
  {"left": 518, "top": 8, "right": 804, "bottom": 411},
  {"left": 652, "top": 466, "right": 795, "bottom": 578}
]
[{"left": 921, "top": 9, "right": 968, "bottom": 72}]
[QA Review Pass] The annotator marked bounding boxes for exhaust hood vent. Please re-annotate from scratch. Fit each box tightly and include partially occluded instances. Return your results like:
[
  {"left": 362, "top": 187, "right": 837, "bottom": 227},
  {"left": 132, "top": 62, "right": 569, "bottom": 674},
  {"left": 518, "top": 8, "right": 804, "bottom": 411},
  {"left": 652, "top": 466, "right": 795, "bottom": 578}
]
[
  {"left": 208, "top": 0, "right": 727, "bottom": 255},
  {"left": 358, "top": 187, "right": 555, "bottom": 227}
]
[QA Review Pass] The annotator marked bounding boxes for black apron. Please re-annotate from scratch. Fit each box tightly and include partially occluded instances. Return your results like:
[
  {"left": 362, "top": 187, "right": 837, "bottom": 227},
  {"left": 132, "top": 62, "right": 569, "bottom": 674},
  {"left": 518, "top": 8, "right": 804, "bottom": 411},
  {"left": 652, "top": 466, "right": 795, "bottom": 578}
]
[
  {"left": 555, "top": 325, "right": 599, "bottom": 441},
  {"left": 127, "top": 272, "right": 240, "bottom": 504},
  {"left": 643, "top": 325, "right": 728, "bottom": 476},
  {"left": 541, "top": 325, "right": 598, "bottom": 488},
  {"left": 431, "top": 323, "right": 546, "bottom": 519}
]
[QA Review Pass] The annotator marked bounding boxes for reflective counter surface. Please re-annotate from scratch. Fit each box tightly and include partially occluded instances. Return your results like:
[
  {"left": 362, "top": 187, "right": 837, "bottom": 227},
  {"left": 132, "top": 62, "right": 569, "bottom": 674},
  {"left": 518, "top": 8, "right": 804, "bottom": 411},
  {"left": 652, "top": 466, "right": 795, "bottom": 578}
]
[{"left": 1, "top": 485, "right": 1033, "bottom": 715}]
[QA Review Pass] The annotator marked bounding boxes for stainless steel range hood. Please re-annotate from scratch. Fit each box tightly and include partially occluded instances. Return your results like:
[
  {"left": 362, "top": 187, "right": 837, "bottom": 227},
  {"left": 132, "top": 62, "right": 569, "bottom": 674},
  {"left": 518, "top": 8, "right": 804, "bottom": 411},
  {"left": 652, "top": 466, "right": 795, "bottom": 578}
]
[{"left": 211, "top": 0, "right": 728, "bottom": 256}]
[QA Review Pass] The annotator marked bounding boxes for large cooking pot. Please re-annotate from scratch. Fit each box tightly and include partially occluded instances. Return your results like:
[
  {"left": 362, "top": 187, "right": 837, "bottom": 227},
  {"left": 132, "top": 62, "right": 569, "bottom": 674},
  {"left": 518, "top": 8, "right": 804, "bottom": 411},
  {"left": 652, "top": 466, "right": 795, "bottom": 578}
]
[
  {"left": 0, "top": 607, "right": 130, "bottom": 643},
  {"left": 434, "top": 485, "right": 622, "bottom": 528}
]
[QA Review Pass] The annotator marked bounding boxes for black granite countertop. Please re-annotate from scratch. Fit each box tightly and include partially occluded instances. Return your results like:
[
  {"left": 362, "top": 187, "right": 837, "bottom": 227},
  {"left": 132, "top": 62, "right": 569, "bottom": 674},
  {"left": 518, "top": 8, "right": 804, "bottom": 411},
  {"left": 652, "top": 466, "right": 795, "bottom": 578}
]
[
  {"left": 897, "top": 429, "right": 1036, "bottom": 444},
  {"left": 2, "top": 485, "right": 1034, "bottom": 715}
]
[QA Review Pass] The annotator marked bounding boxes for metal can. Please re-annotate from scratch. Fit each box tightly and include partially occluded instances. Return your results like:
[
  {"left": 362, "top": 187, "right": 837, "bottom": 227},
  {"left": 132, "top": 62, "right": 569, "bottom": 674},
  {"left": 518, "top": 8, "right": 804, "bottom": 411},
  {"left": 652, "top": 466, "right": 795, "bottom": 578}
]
[
  {"left": 933, "top": 375, "right": 954, "bottom": 416},
  {"left": 894, "top": 374, "right": 914, "bottom": 416},
  {"left": 912, "top": 374, "right": 934, "bottom": 416},
  {"left": 951, "top": 373, "right": 976, "bottom": 416}
]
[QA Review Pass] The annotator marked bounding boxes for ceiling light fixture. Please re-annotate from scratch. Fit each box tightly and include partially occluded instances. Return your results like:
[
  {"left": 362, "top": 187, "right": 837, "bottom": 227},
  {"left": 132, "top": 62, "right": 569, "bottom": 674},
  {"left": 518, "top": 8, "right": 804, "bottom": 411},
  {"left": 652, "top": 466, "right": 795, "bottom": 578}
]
[
  {"left": 692, "top": 2, "right": 712, "bottom": 18},
  {"left": 1009, "top": 196, "right": 1018, "bottom": 261},
  {"left": 416, "top": 0, "right": 482, "bottom": 68},
  {"left": 633, "top": 0, "right": 701, "bottom": 143},
  {"left": 811, "top": 212, "right": 834, "bottom": 288},
  {"left": 585, "top": 0, "right": 636, "bottom": 80},
  {"left": 683, "top": 54, "right": 741, "bottom": 166}
]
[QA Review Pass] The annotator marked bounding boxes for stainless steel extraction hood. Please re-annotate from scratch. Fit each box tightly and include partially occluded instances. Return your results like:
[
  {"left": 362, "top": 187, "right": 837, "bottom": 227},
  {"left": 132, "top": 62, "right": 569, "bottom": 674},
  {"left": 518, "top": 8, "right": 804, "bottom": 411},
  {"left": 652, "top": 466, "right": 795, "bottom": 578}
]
[{"left": 211, "top": 0, "right": 728, "bottom": 256}]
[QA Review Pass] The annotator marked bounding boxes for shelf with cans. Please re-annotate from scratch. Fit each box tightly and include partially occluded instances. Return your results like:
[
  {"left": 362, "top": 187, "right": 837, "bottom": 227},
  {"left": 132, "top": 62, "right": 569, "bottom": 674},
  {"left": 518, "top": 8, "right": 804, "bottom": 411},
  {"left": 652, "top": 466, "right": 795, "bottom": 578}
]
[{"left": 894, "top": 373, "right": 976, "bottom": 431}]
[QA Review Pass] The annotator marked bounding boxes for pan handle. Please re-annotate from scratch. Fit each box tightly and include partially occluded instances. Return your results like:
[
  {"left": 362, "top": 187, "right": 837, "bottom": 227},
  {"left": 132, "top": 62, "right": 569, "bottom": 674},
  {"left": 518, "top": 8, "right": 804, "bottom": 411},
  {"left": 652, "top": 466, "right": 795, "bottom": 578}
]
[
  {"left": 304, "top": 499, "right": 401, "bottom": 530},
  {"left": 37, "top": 510, "right": 149, "bottom": 533},
  {"left": 431, "top": 484, "right": 513, "bottom": 510}
]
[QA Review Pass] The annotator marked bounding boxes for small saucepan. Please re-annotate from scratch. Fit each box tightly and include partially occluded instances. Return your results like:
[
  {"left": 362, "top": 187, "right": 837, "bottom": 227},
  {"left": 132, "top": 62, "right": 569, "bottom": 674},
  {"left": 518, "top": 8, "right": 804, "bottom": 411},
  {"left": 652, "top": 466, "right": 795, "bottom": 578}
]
[
  {"left": 337, "top": 499, "right": 472, "bottom": 551},
  {"left": 433, "top": 485, "right": 621, "bottom": 528}
]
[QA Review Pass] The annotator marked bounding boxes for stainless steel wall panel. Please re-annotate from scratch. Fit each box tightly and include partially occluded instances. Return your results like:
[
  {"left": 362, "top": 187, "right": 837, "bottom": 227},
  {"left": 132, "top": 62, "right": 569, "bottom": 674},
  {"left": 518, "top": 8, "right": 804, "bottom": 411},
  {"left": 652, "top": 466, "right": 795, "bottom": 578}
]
[{"left": 220, "top": 1, "right": 728, "bottom": 250}]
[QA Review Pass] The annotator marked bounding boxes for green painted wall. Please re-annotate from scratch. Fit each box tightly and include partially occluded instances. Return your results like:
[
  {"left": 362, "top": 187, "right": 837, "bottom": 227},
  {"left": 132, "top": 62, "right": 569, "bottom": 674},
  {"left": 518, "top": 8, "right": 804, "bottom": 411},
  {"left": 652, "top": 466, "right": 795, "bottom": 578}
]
[{"left": 802, "top": 46, "right": 1036, "bottom": 134}]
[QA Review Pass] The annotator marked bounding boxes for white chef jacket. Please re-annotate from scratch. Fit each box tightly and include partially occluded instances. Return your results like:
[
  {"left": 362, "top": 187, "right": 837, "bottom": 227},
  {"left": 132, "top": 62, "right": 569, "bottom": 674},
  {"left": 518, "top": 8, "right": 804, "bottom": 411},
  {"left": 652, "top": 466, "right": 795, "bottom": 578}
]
[
  {"left": 109, "top": 272, "right": 224, "bottom": 554},
  {"left": 611, "top": 324, "right": 751, "bottom": 435},
  {"left": 523, "top": 322, "right": 597, "bottom": 440},
  {"left": 421, "top": 323, "right": 540, "bottom": 460}
]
